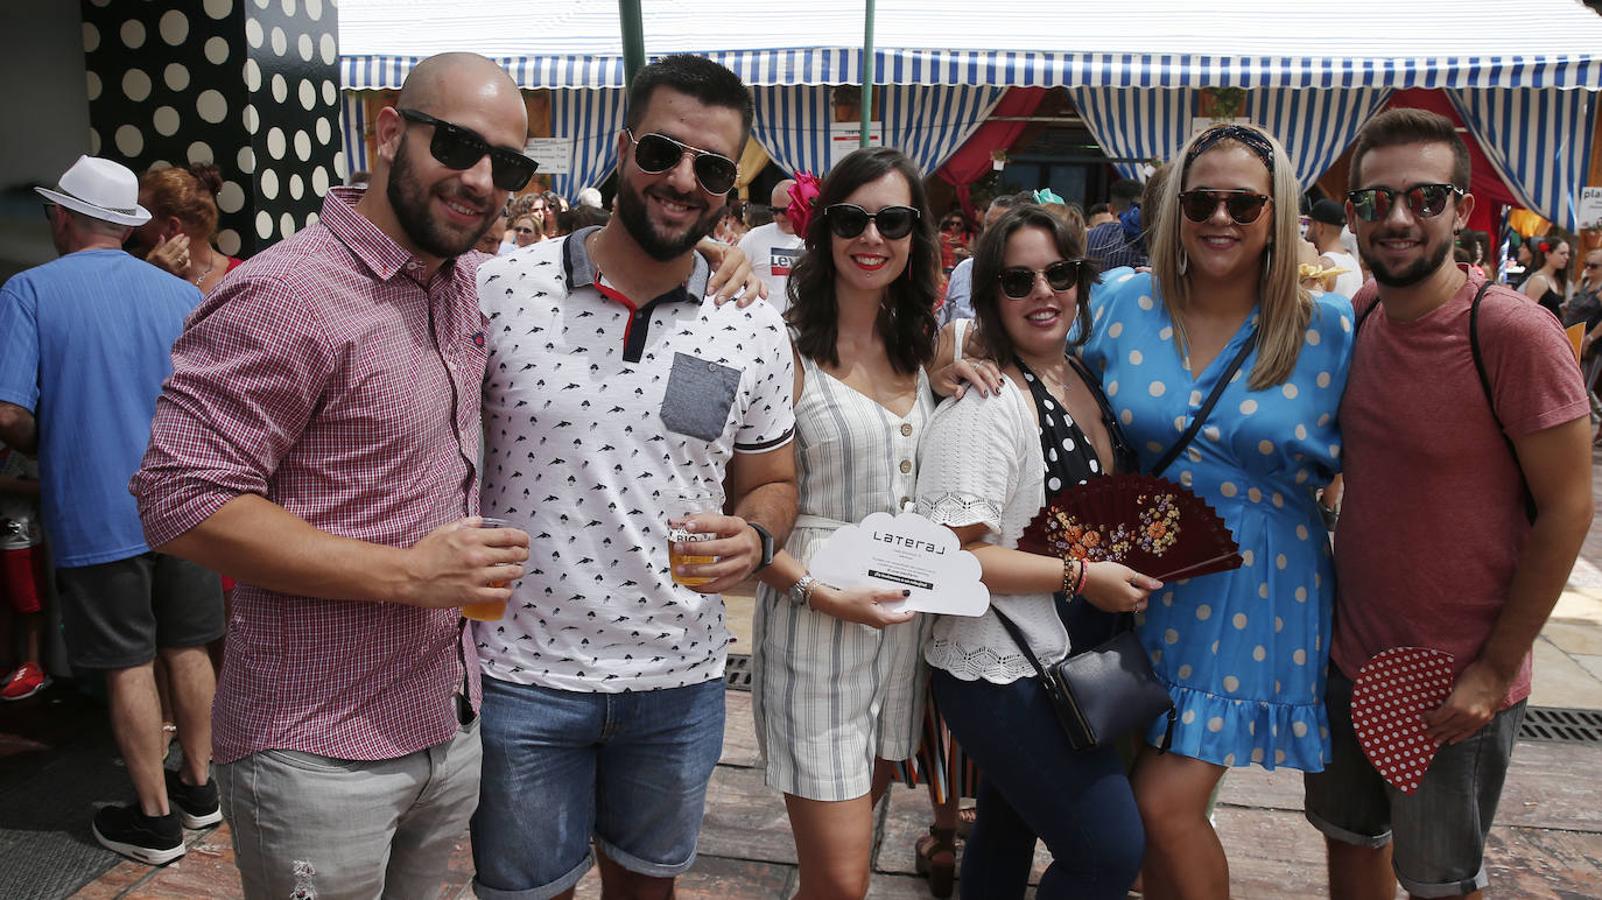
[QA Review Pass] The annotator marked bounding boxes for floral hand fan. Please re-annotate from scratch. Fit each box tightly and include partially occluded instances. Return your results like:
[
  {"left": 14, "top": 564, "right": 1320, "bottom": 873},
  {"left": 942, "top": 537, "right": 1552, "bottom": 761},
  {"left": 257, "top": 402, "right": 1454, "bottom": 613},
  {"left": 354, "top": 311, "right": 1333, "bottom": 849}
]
[
  {"left": 1350, "top": 647, "right": 1456, "bottom": 795},
  {"left": 1017, "top": 474, "right": 1242, "bottom": 582}
]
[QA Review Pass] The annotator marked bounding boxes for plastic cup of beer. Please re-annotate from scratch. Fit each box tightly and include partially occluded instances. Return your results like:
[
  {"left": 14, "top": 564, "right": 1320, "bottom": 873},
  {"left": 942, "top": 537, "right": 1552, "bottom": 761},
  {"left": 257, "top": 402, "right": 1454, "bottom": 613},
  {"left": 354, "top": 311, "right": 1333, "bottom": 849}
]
[
  {"left": 462, "top": 516, "right": 517, "bottom": 622},
  {"left": 666, "top": 491, "right": 722, "bottom": 587}
]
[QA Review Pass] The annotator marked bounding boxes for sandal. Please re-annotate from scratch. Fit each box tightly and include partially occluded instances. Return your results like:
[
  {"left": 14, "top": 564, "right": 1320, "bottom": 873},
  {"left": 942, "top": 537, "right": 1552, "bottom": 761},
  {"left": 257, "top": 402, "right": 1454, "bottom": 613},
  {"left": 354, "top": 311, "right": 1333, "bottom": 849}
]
[
  {"left": 955, "top": 805, "right": 977, "bottom": 839},
  {"left": 914, "top": 825, "right": 957, "bottom": 898}
]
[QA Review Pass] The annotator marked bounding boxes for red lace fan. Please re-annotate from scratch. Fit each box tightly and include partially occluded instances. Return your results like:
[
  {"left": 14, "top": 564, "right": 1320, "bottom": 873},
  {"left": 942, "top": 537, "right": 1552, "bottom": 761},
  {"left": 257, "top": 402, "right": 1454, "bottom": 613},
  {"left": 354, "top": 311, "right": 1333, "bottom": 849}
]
[{"left": 1017, "top": 474, "right": 1242, "bottom": 582}]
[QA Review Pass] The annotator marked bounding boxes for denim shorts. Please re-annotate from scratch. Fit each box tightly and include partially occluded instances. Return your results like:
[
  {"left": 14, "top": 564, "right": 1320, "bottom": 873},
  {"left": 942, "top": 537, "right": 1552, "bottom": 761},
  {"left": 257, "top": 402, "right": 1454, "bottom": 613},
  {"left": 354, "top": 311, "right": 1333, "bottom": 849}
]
[
  {"left": 471, "top": 677, "right": 725, "bottom": 900},
  {"left": 1304, "top": 667, "right": 1525, "bottom": 899}
]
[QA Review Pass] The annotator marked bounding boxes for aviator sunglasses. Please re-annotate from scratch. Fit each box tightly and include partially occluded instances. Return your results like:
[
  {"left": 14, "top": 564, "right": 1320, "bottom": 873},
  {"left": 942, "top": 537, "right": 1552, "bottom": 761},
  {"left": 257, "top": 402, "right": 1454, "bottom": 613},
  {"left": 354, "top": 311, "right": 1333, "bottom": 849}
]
[
  {"left": 998, "top": 259, "right": 1084, "bottom": 299},
  {"left": 824, "top": 203, "right": 921, "bottom": 240},
  {"left": 1178, "top": 189, "right": 1272, "bottom": 225},
  {"left": 1346, "top": 183, "right": 1464, "bottom": 222},
  {"left": 625, "top": 129, "right": 739, "bottom": 195},
  {"left": 397, "top": 109, "right": 538, "bottom": 191}
]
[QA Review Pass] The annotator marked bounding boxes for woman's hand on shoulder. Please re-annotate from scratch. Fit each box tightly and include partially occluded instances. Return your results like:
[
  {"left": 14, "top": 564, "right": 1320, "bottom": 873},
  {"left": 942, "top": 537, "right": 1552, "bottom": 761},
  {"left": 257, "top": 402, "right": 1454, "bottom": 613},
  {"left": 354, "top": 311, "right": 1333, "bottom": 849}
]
[
  {"left": 930, "top": 321, "right": 1003, "bottom": 400},
  {"left": 1079, "top": 561, "right": 1162, "bottom": 614},
  {"left": 809, "top": 583, "right": 917, "bottom": 628}
]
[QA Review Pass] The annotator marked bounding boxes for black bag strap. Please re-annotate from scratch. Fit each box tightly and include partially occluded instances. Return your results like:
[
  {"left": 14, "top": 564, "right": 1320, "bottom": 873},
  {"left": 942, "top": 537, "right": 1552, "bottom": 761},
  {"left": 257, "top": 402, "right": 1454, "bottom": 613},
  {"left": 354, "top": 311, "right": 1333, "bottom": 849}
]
[
  {"left": 1355, "top": 283, "right": 1535, "bottom": 522},
  {"left": 1150, "top": 329, "right": 1259, "bottom": 477},
  {"left": 989, "top": 605, "right": 1056, "bottom": 682},
  {"left": 1469, "top": 284, "right": 1538, "bottom": 523}
]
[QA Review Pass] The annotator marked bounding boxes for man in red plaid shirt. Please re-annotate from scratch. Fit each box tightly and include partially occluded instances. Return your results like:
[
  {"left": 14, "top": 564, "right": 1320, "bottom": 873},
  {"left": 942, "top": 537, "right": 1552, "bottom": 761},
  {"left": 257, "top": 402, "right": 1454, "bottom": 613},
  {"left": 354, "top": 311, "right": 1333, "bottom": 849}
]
[{"left": 132, "top": 53, "right": 532, "bottom": 898}]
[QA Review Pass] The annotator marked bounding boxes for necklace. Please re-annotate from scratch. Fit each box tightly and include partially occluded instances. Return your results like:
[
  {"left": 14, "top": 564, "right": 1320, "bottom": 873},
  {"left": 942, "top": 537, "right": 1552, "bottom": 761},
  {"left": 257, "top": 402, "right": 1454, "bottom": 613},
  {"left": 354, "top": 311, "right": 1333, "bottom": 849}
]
[{"left": 189, "top": 255, "right": 219, "bottom": 287}]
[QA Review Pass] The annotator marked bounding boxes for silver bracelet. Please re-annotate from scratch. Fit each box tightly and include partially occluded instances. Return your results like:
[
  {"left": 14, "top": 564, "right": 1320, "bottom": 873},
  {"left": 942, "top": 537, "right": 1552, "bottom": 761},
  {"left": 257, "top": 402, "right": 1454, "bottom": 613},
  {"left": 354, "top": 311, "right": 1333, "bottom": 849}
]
[{"left": 787, "top": 574, "right": 816, "bottom": 607}]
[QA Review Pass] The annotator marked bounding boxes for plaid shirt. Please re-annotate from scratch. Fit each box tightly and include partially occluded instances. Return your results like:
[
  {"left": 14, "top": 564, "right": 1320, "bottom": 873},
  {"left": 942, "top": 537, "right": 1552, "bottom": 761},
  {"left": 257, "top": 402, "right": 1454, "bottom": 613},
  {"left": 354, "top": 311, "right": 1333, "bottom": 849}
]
[{"left": 131, "top": 188, "right": 488, "bottom": 764}]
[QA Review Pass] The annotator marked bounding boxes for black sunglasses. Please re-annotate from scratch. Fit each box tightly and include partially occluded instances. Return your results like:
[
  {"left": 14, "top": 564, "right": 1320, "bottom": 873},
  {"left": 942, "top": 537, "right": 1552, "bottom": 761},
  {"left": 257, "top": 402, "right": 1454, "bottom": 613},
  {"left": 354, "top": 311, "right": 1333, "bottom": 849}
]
[
  {"left": 625, "top": 129, "right": 739, "bottom": 195},
  {"left": 1346, "top": 183, "right": 1464, "bottom": 222},
  {"left": 825, "top": 203, "right": 920, "bottom": 240},
  {"left": 398, "top": 108, "right": 537, "bottom": 191},
  {"left": 998, "top": 259, "right": 1084, "bottom": 299},
  {"left": 1178, "top": 189, "right": 1272, "bottom": 225}
]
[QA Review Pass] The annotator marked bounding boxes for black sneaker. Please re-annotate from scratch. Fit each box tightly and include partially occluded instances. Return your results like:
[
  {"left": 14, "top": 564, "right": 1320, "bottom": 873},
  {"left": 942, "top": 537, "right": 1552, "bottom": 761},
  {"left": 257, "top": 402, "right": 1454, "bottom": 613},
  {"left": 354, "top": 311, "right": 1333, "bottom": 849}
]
[
  {"left": 165, "top": 769, "right": 222, "bottom": 829},
  {"left": 92, "top": 803, "right": 185, "bottom": 865}
]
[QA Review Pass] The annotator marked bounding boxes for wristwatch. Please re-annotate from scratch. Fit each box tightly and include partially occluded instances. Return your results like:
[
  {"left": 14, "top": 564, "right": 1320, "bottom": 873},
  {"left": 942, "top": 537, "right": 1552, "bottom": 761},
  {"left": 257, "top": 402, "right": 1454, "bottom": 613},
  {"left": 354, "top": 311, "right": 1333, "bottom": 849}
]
[
  {"left": 788, "top": 574, "right": 817, "bottom": 607},
  {"left": 748, "top": 522, "right": 775, "bottom": 571}
]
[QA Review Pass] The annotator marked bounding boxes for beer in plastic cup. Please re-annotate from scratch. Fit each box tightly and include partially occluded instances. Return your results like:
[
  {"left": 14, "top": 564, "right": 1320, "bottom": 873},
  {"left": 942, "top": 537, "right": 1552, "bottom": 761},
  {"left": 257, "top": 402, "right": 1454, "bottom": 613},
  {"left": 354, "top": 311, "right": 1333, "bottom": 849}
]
[
  {"left": 666, "top": 491, "right": 721, "bottom": 587},
  {"left": 462, "top": 516, "right": 517, "bottom": 622}
]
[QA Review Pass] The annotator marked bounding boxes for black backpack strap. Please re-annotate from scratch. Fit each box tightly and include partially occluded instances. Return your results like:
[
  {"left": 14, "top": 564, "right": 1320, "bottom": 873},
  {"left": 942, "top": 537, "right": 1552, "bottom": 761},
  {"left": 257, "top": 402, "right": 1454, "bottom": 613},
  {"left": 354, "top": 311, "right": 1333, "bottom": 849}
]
[
  {"left": 1468, "top": 281, "right": 1538, "bottom": 523},
  {"left": 1150, "top": 329, "right": 1259, "bottom": 477}
]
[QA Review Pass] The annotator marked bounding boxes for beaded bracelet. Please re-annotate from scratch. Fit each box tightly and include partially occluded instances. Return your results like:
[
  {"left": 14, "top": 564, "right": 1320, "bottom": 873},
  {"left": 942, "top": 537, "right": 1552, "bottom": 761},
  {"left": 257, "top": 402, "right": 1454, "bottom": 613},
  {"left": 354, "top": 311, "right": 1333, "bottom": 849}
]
[{"left": 1060, "top": 557, "right": 1075, "bottom": 596}]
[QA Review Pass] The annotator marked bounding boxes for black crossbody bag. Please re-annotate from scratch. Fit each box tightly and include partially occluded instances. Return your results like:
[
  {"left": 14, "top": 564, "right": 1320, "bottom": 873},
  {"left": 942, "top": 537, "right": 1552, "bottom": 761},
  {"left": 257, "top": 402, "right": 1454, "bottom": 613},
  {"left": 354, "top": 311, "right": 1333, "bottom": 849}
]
[{"left": 987, "top": 338, "right": 1257, "bottom": 751}]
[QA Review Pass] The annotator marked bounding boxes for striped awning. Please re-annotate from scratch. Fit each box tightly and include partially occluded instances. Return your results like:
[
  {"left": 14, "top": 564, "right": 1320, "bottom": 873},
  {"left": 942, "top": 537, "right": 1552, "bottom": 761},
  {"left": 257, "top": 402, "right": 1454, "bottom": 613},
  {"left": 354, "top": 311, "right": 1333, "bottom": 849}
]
[{"left": 337, "top": 0, "right": 1602, "bottom": 92}]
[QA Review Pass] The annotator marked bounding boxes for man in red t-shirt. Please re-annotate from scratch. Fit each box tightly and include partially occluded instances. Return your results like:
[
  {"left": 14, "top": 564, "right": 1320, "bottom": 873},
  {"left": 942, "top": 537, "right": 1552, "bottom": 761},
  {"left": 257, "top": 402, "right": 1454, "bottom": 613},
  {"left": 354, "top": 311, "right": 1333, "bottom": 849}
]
[{"left": 1305, "top": 108, "right": 1592, "bottom": 899}]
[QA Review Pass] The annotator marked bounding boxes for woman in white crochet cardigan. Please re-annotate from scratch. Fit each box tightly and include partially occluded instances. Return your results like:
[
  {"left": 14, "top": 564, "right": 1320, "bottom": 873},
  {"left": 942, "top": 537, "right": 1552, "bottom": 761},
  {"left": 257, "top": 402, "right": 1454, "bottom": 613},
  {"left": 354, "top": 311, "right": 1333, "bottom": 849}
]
[{"left": 916, "top": 204, "right": 1160, "bottom": 899}]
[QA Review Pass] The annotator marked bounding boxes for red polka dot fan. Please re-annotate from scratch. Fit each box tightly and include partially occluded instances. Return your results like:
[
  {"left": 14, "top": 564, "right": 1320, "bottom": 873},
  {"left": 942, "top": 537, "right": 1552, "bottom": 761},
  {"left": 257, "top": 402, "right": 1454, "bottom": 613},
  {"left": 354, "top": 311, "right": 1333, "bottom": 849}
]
[
  {"left": 1350, "top": 647, "right": 1456, "bottom": 795},
  {"left": 1016, "top": 473, "right": 1243, "bottom": 582}
]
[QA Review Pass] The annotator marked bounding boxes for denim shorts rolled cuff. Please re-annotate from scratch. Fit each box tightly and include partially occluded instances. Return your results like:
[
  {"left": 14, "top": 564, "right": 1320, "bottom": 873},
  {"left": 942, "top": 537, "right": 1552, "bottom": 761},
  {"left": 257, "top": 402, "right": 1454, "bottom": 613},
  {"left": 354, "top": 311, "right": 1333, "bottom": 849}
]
[
  {"left": 472, "top": 853, "right": 591, "bottom": 900},
  {"left": 1395, "top": 867, "right": 1489, "bottom": 900},
  {"left": 597, "top": 834, "right": 699, "bottom": 879},
  {"left": 1303, "top": 806, "right": 1391, "bottom": 849}
]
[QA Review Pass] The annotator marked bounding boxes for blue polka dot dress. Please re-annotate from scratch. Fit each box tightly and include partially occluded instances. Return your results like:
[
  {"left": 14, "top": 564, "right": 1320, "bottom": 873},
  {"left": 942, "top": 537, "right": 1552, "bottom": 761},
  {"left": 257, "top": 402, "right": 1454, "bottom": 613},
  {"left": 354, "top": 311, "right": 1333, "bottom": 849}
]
[{"left": 1080, "top": 271, "right": 1354, "bottom": 772}]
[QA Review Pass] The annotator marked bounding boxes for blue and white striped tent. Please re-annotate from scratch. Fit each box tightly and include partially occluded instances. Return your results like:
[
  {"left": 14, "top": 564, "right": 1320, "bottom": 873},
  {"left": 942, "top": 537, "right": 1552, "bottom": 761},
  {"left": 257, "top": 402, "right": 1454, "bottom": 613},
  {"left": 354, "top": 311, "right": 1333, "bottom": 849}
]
[{"left": 337, "top": 0, "right": 1602, "bottom": 228}]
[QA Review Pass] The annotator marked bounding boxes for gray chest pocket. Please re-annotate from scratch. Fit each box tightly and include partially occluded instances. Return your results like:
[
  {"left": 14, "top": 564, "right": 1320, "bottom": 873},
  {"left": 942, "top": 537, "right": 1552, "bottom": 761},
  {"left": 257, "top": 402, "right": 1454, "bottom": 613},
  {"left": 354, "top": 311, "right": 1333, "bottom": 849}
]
[{"left": 660, "top": 352, "right": 743, "bottom": 442}]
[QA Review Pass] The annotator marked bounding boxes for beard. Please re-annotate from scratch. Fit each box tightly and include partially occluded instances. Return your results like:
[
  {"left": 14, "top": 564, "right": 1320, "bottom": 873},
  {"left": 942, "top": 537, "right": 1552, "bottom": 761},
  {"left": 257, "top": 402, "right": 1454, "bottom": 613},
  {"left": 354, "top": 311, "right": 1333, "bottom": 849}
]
[
  {"left": 614, "top": 171, "right": 724, "bottom": 262},
  {"left": 387, "top": 135, "right": 498, "bottom": 259},
  {"left": 1360, "top": 229, "right": 1455, "bottom": 288}
]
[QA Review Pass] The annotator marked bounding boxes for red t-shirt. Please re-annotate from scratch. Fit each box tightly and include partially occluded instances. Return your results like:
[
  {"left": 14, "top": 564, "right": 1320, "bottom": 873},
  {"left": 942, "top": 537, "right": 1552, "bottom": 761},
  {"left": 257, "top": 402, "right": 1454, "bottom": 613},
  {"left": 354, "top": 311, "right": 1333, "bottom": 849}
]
[{"left": 1333, "top": 266, "right": 1588, "bottom": 706}]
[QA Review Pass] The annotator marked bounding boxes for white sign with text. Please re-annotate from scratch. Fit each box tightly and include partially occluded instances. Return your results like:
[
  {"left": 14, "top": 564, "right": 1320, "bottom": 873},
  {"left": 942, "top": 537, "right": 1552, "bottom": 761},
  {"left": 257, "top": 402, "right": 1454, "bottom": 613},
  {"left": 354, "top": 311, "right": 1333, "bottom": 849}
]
[
  {"left": 810, "top": 511, "right": 990, "bottom": 617},
  {"left": 523, "top": 137, "right": 574, "bottom": 176},
  {"left": 1578, "top": 186, "right": 1602, "bottom": 230},
  {"left": 829, "top": 122, "right": 885, "bottom": 168}
]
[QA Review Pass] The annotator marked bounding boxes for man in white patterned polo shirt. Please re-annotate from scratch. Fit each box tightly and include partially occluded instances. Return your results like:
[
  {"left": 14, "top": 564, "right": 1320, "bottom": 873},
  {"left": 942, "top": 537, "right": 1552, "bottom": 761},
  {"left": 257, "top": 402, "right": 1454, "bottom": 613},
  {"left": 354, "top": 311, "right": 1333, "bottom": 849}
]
[{"left": 470, "top": 55, "right": 798, "bottom": 900}]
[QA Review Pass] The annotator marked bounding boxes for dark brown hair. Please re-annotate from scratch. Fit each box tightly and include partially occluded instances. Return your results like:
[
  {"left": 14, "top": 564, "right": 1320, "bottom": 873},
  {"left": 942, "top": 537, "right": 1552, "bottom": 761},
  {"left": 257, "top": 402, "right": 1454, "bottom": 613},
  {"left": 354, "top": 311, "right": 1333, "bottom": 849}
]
[
  {"left": 786, "top": 147, "right": 939, "bottom": 375},
  {"left": 970, "top": 204, "right": 1101, "bottom": 365},
  {"left": 140, "top": 163, "right": 223, "bottom": 237},
  {"left": 1349, "top": 108, "right": 1472, "bottom": 192}
]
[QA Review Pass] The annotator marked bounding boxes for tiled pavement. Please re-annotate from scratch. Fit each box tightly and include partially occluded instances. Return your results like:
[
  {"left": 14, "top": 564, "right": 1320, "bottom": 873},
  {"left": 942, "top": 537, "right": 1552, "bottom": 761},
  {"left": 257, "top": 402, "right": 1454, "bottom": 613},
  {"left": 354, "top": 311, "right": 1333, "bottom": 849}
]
[
  {"left": 17, "top": 454, "right": 1602, "bottom": 898},
  {"left": 51, "top": 687, "right": 1602, "bottom": 899}
]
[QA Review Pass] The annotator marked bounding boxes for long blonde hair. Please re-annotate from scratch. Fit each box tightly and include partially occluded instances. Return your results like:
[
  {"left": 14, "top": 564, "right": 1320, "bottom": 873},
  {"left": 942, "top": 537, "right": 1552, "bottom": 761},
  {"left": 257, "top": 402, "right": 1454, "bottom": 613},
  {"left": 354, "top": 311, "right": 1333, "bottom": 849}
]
[{"left": 1149, "top": 124, "right": 1312, "bottom": 390}]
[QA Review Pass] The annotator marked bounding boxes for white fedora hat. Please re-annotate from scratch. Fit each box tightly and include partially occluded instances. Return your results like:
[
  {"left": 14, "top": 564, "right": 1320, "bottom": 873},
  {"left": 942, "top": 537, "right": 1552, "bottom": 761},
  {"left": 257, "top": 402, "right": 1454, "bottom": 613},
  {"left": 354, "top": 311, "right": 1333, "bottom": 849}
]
[{"left": 34, "top": 155, "right": 151, "bottom": 227}]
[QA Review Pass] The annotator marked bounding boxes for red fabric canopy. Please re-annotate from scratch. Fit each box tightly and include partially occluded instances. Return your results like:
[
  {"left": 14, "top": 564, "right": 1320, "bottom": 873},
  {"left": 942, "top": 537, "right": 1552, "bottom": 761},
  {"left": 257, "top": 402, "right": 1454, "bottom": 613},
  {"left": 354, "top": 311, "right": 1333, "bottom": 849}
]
[{"left": 937, "top": 87, "right": 1048, "bottom": 222}]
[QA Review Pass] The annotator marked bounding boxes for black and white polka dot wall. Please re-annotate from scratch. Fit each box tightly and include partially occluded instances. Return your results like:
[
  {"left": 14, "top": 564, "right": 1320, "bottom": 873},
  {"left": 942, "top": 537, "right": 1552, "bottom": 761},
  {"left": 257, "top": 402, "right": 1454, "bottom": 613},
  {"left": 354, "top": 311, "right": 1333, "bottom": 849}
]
[{"left": 81, "top": 0, "right": 342, "bottom": 257}]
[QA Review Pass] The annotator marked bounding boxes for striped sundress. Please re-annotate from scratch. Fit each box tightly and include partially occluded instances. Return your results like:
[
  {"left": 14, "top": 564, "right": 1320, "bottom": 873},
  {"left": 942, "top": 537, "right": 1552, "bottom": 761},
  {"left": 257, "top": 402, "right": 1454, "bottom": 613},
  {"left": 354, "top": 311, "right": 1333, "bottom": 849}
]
[{"left": 751, "top": 354, "right": 934, "bottom": 802}]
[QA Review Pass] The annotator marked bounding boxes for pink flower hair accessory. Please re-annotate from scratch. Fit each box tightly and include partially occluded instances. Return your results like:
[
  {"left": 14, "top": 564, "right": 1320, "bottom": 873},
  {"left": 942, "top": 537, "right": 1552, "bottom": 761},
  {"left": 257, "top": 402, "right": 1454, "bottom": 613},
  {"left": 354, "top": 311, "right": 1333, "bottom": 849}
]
[{"left": 787, "top": 171, "right": 822, "bottom": 240}]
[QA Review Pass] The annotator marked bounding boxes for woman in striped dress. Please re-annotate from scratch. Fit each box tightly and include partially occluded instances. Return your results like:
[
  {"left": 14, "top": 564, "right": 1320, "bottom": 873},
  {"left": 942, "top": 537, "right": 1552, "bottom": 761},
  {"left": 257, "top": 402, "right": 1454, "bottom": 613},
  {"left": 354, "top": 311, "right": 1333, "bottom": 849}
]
[{"left": 750, "top": 147, "right": 941, "bottom": 899}]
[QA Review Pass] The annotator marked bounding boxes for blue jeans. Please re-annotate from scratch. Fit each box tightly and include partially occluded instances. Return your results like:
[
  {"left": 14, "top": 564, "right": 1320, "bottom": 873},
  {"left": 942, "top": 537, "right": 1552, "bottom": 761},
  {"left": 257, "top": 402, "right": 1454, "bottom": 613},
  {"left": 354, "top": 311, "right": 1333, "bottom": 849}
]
[
  {"left": 471, "top": 677, "right": 725, "bottom": 900},
  {"left": 932, "top": 669, "right": 1144, "bottom": 900},
  {"left": 1305, "top": 667, "right": 1526, "bottom": 898}
]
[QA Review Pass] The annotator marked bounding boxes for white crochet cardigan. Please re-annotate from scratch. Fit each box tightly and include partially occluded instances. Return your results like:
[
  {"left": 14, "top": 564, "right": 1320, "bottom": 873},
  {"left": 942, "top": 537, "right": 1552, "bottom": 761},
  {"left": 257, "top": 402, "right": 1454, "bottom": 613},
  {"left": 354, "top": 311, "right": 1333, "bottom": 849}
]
[{"left": 916, "top": 378, "right": 1067, "bottom": 683}]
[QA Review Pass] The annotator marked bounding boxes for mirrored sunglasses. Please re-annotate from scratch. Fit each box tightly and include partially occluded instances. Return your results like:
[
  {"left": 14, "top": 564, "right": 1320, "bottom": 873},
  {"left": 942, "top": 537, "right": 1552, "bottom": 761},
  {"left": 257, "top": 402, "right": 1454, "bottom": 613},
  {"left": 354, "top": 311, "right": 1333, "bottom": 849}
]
[
  {"left": 398, "top": 108, "right": 537, "bottom": 191},
  {"left": 1346, "top": 183, "right": 1464, "bottom": 222}
]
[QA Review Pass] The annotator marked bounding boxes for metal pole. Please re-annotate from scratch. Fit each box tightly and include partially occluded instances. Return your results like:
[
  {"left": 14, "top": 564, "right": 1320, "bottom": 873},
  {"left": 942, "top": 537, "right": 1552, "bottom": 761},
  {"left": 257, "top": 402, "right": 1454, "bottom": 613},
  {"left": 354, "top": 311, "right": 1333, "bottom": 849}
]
[
  {"left": 619, "top": 0, "right": 645, "bottom": 88},
  {"left": 860, "top": 0, "right": 875, "bottom": 148}
]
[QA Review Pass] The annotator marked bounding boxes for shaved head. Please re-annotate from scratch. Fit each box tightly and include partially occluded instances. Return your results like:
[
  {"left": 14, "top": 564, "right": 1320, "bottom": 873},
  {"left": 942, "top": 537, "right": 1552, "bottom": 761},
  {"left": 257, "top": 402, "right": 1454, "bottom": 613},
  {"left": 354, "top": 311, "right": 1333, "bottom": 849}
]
[
  {"left": 396, "top": 52, "right": 523, "bottom": 129},
  {"left": 770, "top": 179, "right": 796, "bottom": 209},
  {"left": 362, "top": 52, "right": 530, "bottom": 265}
]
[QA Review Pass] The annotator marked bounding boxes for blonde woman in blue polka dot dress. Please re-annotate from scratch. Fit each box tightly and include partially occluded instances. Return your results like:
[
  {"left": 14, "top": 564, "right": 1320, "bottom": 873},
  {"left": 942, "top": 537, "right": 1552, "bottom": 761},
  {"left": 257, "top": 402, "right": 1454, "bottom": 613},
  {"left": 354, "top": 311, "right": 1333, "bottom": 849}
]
[{"left": 1079, "top": 124, "right": 1354, "bottom": 898}]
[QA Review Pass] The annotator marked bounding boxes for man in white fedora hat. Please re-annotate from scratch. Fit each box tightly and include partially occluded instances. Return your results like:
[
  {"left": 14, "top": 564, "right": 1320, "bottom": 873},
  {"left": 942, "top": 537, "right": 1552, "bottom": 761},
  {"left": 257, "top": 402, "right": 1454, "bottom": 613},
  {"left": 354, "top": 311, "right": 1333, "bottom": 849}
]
[{"left": 0, "top": 155, "right": 225, "bottom": 865}]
